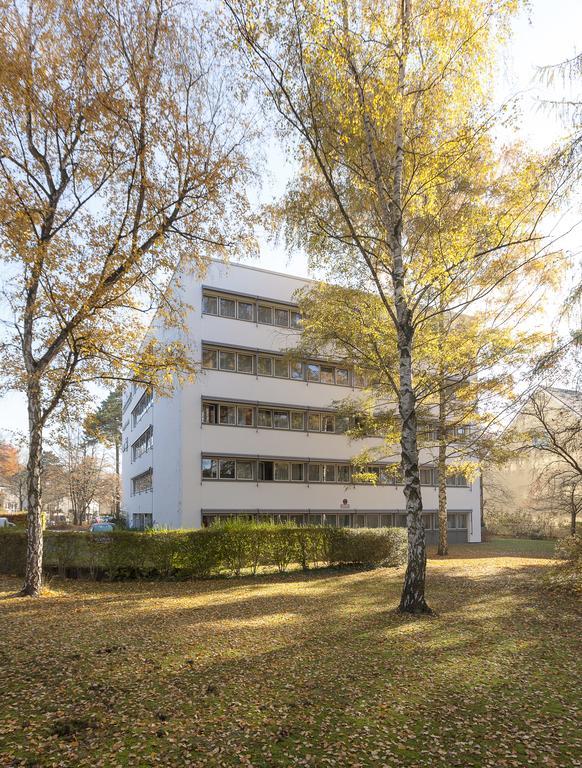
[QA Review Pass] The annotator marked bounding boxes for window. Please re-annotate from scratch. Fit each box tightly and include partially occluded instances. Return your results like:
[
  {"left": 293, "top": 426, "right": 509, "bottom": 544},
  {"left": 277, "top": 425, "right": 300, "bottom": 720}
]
[
  {"left": 132, "top": 426, "right": 153, "bottom": 461},
  {"left": 448, "top": 513, "right": 467, "bottom": 529},
  {"left": 447, "top": 473, "right": 468, "bottom": 487},
  {"left": 274, "top": 358, "right": 289, "bottom": 378},
  {"left": 274, "top": 308, "right": 289, "bottom": 327},
  {"left": 219, "top": 459, "right": 236, "bottom": 479},
  {"left": 291, "top": 361, "right": 304, "bottom": 380},
  {"left": 219, "top": 405, "right": 236, "bottom": 425},
  {"left": 420, "top": 467, "right": 435, "bottom": 485},
  {"left": 335, "top": 416, "right": 349, "bottom": 434},
  {"left": 335, "top": 368, "right": 350, "bottom": 386},
  {"left": 258, "top": 356, "right": 273, "bottom": 376},
  {"left": 337, "top": 465, "right": 351, "bottom": 483},
  {"left": 291, "top": 411, "right": 304, "bottom": 430},
  {"left": 274, "top": 462, "right": 289, "bottom": 481},
  {"left": 219, "top": 350, "right": 236, "bottom": 371},
  {"left": 291, "top": 463, "right": 304, "bottom": 481},
  {"left": 323, "top": 464, "right": 336, "bottom": 482},
  {"left": 202, "top": 348, "right": 218, "bottom": 369},
  {"left": 381, "top": 514, "right": 394, "bottom": 527},
  {"left": 132, "top": 390, "right": 153, "bottom": 426},
  {"left": 237, "top": 406, "right": 254, "bottom": 427},
  {"left": 378, "top": 467, "right": 391, "bottom": 485},
  {"left": 258, "top": 409, "right": 272, "bottom": 428},
  {"left": 308, "top": 464, "right": 321, "bottom": 482},
  {"left": 290, "top": 311, "right": 302, "bottom": 329},
  {"left": 132, "top": 468, "right": 153, "bottom": 494},
  {"left": 237, "top": 301, "right": 254, "bottom": 321},
  {"left": 133, "top": 513, "right": 153, "bottom": 531},
  {"left": 258, "top": 461, "right": 274, "bottom": 481},
  {"left": 202, "top": 402, "right": 217, "bottom": 424},
  {"left": 320, "top": 366, "right": 334, "bottom": 384},
  {"left": 307, "top": 412, "right": 320, "bottom": 432},
  {"left": 236, "top": 460, "right": 254, "bottom": 480},
  {"left": 219, "top": 297, "right": 236, "bottom": 318},
  {"left": 202, "top": 458, "right": 218, "bottom": 479},
  {"left": 321, "top": 414, "right": 335, "bottom": 433},
  {"left": 352, "top": 370, "right": 367, "bottom": 388},
  {"left": 237, "top": 353, "right": 254, "bottom": 374},
  {"left": 258, "top": 305, "right": 272, "bottom": 324},
  {"left": 273, "top": 410, "right": 290, "bottom": 429},
  {"left": 202, "top": 294, "right": 218, "bottom": 315},
  {"left": 306, "top": 363, "right": 320, "bottom": 382}
]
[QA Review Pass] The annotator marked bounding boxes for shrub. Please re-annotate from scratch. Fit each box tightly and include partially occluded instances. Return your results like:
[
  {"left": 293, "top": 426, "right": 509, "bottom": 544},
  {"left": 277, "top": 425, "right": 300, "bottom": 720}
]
[
  {"left": 555, "top": 534, "right": 582, "bottom": 566},
  {"left": 0, "top": 523, "right": 407, "bottom": 580}
]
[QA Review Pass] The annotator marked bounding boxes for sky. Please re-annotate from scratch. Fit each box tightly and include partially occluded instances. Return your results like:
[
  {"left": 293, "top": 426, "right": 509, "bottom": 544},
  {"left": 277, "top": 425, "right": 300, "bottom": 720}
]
[{"left": 1, "top": 0, "right": 581, "bottom": 444}]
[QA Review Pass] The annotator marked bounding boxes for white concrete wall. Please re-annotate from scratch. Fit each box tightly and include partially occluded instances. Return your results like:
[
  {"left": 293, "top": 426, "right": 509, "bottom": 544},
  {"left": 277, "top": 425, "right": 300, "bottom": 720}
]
[{"left": 121, "top": 259, "right": 481, "bottom": 540}]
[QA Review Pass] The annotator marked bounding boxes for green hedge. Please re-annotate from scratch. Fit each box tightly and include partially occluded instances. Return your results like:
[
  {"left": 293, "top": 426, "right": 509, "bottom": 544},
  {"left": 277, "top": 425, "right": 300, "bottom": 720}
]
[{"left": 0, "top": 523, "right": 407, "bottom": 580}]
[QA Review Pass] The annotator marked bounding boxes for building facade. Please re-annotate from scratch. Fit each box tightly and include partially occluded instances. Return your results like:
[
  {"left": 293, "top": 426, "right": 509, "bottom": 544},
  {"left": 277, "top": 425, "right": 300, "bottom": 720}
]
[{"left": 121, "top": 261, "right": 482, "bottom": 543}]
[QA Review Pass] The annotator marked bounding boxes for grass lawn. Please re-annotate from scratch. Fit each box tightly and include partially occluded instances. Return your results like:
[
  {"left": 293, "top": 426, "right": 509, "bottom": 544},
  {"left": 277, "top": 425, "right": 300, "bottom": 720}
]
[{"left": 0, "top": 543, "right": 580, "bottom": 767}]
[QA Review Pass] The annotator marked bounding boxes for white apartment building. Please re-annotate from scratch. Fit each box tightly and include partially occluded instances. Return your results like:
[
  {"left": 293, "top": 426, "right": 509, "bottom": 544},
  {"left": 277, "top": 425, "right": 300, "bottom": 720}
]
[{"left": 121, "top": 261, "right": 481, "bottom": 543}]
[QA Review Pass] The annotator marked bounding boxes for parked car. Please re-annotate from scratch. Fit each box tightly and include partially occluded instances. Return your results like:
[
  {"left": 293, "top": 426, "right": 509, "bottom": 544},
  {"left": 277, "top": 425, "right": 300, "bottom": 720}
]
[
  {"left": 0, "top": 517, "right": 16, "bottom": 528},
  {"left": 89, "top": 522, "right": 115, "bottom": 533}
]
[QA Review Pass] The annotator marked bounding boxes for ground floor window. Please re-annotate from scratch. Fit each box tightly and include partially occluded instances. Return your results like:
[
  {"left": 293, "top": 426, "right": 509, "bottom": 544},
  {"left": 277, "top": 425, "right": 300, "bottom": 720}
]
[{"left": 132, "top": 513, "right": 153, "bottom": 530}]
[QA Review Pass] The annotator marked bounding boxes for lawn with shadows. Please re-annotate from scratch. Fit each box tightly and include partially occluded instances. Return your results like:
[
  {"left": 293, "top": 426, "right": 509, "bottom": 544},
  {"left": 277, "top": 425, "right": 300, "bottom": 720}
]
[{"left": 0, "top": 543, "right": 579, "bottom": 767}]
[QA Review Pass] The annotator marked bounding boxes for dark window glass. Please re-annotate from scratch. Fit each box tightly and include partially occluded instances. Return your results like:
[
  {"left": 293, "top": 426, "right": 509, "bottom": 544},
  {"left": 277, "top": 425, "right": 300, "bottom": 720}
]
[
  {"left": 258, "top": 409, "right": 272, "bottom": 428},
  {"left": 257, "top": 356, "right": 273, "bottom": 376},
  {"left": 202, "top": 458, "right": 218, "bottom": 479},
  {"left": 291, "top": 411, "right": 304, "bottom": 430},
  {"left": 219, "top": 297, "right": 236, "bottom": 318},
  {"left": 291, "top": 463, "right": 304, "bottom": 481},
  {"left": 236, "top": 460, "right": 254, "bottom": 480},
  {"left": 290, "top": 311, "right": 302, "bottom": 329},
  {"left": 237, "top": 301, "right": 254, "bottom": 321},
  {"left": 274, "top": 462, "right": 289, "bottom": 481},
  {"left": 219, "top": 351, "right": 236, "bottom": 371},
  {"left": 320, "top": 366, "right": 334, "bottom": 384},
  {"left": 202, "top": 348, "right": 218, "bottom": 369},
  {"left": 335, "top": 368, "right": 350, "bottom": 386},
  {"left": 258, "top": 305, "right": 272, "bottom": 324},
  {"left": 321, "top": 414, "right": 335, "bottom": 433},
  {"left": 274, "top": 308, "right": 289, "bottom": 327},
  {"left": 202, "top": 294, "right": 218, "bottom": 315},
  {"left": 237, "top": 353, "right": 254, "bottom": 374},
  {"left": 306, "top": 363, "right": 320, "bottom": 382},
  {"left": 291, "top": 361, "right": 304, "bottom": 380},
  {"left": 273, "top": 410, "right": 290, "bottom": 429},
  {"left": 237, "top": 406, "right": 254, "bottom": 426},
  {"left": 202, "top": 403, "right": 217, "bottom": 424},
  {"left": 337, "top": 465, "right": 351, "bottom": 483},
  {"left": 274, "top": 358, "right": 289, "bottom": 378},
  {"left": 308, "top": 464, "right": 321, "bottom": 482},
  {"left": 219, "top": 459, "right": 236, "bottom": 479},
  {"left": 307, "top": 413, "right": 320, "bottom": 432},
  {"left": 219, "top": 405, "right": 235, "bottom": 425},
  {"left": 323, "top": 464, "right": 336, "bottom": 482}
]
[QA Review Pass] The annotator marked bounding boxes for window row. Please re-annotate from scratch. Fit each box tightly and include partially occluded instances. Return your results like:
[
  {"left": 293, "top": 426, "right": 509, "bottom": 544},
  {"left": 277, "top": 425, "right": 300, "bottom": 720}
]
[
  {"left": 202, "top": 401, "right": 350, "bottom": 433},
  {"left": 131, "top": 468, "right": 153, "bottom": 495},
  {"left": 132, "top": 389, "right": 152, "bottom": 427},
  {"left": 132, "top": 425, "right": 153, "bottom": 461},
  {"left": 201, "top": 511, "right": 468, "bottom": 530},
  {"left": 202, "top": 291, "right": 302, "bottom": 329},
  {"left": 202, "top": 346, "right": 357, "bottom": 386},
  {"left": 201, "top": 457, "right": 467, "bottom": 487}
]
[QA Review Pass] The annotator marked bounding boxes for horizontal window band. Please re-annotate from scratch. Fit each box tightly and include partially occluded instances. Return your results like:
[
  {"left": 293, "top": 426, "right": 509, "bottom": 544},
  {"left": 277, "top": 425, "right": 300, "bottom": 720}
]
[
  {"left": 200, "top": 508, "right": 473, "bottom": 514},
  {"left": 201, "top": 340, "right": 348, "bottom": 367},
  {"left": 201, "top": 396, "right": 337, "bottom": 413},
  {"left": 202, "top": 285, "right": 300, "bottom": 309}
]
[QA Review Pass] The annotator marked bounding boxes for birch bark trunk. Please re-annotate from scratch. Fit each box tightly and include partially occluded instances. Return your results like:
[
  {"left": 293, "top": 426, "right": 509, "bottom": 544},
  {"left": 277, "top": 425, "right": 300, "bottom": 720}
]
[{"left": 22, "top": 376, "right": 44, "bottom": 597}]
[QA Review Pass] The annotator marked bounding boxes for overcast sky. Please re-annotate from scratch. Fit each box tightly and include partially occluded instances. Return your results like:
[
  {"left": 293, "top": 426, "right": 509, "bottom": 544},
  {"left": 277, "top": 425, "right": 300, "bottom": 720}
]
[{"left": 1, "top": 0, "right": 581, "bottom": 443}]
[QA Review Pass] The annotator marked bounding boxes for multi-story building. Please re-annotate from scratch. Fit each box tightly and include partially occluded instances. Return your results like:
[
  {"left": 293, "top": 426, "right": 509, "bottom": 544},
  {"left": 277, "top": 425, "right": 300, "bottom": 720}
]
[{"left": 121, "top": 260, "right": 482, "bottom": 543}]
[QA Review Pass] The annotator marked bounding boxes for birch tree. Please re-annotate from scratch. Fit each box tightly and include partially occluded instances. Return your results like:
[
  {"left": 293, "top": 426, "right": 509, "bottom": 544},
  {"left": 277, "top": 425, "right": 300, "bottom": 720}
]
[
  {"left": 227, "top": 0, "right": 558, "bottom": 612},
  {"left": 0, "top": 0, "right": 254, "bottom": 596}
]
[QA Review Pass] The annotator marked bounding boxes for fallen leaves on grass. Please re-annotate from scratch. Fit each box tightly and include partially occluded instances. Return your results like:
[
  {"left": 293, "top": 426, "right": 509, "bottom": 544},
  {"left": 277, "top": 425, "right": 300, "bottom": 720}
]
[{"left": 0, "top": 546, "right": 580, "bottom": 768}]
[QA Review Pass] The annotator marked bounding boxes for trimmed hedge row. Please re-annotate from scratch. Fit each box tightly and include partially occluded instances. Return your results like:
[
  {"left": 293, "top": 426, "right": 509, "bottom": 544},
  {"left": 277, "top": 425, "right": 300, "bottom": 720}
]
[{"left": 0, "top": 523, "right": 407, "bottom": 580}]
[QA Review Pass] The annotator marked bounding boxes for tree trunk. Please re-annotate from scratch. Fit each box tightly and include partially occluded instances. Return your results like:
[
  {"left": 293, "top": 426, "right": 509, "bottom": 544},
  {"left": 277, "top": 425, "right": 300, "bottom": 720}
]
[
  {"left": 114, "top": 439, "right": 121, "bottom": 519},
  {"left": 570, "top": 485, "right": 577, "bottom": 536},
  {"left": 396, "top": 321, "right": 431, "bottom": 614},
  {"left": 437, "top": 391, "right": 448, "bottom": 556},
  {"left": 22, "top": 378, "right": 44, "bottom": 597}
]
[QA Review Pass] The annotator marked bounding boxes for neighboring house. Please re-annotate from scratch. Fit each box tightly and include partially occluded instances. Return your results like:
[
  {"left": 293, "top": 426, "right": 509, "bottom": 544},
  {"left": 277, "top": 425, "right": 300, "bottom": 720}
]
[
  {"left": 44, "top": 497, "right": 101, "bottom": 525},
  {"left": 0, "top": 484, "right": 20, "bottom": 513},
  {"left": 121, "top": 260, "right": 482, "bottom": 542},
  {"left": 484, "top": 387, "right": 582, "bottom": 536}
]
